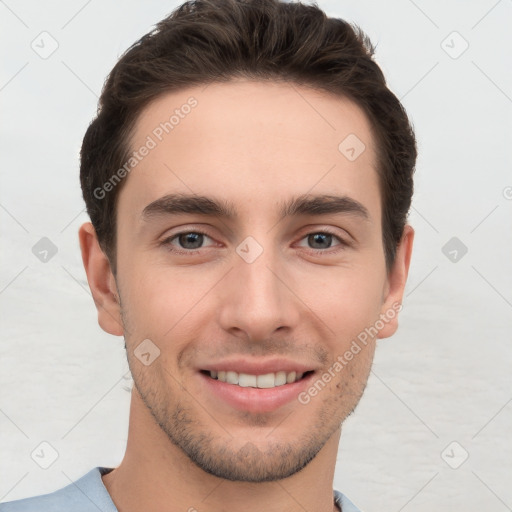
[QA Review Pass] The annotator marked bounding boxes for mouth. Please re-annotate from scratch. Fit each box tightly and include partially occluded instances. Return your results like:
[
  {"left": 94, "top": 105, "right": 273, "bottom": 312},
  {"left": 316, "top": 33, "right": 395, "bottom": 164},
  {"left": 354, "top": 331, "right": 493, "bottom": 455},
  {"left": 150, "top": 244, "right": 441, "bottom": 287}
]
[
  {"left": 198, "top": 364, "right": 316, "bottom": 413},
  {"left": 202, "top": 369, "right": 314, "bottom": 388}
]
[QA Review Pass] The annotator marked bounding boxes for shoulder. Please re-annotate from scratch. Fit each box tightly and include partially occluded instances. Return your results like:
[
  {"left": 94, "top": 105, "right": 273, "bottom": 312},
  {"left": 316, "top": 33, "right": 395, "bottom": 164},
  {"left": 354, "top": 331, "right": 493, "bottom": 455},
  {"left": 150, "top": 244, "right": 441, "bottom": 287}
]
[
  {"left": 0, "top": 467, "right": 117, "bottom": 512},
  {"left": 334, "top": 489, "right": 363, "bottom": 512}
]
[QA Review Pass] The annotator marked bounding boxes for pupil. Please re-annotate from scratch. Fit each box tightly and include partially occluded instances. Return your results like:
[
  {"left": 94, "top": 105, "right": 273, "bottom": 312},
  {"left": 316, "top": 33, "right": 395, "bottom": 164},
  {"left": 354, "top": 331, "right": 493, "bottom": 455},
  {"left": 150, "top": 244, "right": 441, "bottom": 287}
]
[
  {"left": 309, "top": 233, "right": 331, "bottom": 249},
  {"left": 180, "top": 232, "right": 203, "bottom": 249}
]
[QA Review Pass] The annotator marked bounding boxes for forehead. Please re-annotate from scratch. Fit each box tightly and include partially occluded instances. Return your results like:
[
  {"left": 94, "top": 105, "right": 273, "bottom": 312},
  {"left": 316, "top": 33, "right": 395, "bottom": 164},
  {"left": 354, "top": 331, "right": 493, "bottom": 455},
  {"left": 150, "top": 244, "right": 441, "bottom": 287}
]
[{"left": 120, "top": 79, "right": 380, "bottom": 225}]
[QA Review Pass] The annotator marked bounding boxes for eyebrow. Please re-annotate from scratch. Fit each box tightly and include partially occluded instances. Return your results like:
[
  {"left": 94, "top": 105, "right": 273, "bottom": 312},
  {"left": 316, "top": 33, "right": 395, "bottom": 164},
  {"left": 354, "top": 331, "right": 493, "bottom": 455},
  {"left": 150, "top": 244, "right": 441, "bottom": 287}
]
[{"left": 141, "top": 193, "right": 370, "bottom": 223}]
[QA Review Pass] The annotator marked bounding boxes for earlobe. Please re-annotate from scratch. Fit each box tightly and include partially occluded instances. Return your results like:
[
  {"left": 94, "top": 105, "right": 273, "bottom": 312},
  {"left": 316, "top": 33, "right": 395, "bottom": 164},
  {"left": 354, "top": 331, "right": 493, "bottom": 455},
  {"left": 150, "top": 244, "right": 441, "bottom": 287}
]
[
  {"left": 377, "top": 224, "right": 414, "bottom": 339},
  {"left": 78, "top": 222, "right": 124, "bottom": 336}
]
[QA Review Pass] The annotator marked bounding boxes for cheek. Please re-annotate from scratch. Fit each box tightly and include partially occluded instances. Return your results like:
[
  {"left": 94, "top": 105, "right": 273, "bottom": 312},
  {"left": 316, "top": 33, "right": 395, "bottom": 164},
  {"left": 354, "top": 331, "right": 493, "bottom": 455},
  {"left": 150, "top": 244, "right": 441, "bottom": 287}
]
[
  {"left": 120, "top": 261, "right": 217, "bottom": 344},
  {"left": 295, "top": 265, "right": 385, "bottom": 343}
]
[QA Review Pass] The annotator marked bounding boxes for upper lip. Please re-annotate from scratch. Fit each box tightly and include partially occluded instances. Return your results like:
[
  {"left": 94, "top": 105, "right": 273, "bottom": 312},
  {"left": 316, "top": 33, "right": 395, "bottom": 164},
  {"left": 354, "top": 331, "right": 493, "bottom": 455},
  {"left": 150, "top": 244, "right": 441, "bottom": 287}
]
[{"left": 198, "top": 357, "right": 318, "bottom": 375}]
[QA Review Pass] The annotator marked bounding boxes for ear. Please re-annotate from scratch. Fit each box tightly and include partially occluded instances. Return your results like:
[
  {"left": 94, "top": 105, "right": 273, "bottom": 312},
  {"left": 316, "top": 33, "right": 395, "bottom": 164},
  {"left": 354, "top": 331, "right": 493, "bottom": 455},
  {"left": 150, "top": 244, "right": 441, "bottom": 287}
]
[
  {"left": 377, "top": 224, "right": 414, "bottom": 339},
  {"left": 78, "top": 222, "right": 124, "bottom": 336}
]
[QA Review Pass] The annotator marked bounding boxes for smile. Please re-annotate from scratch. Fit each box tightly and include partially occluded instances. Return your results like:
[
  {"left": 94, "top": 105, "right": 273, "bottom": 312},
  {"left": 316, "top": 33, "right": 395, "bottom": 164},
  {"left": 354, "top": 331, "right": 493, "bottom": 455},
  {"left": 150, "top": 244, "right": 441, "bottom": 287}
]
[
  {"left": 198, "top": 358, "right": 317, "bottom": 413},
  {"left": 207, "top": 370, "right": 309, "bottom": 388}
]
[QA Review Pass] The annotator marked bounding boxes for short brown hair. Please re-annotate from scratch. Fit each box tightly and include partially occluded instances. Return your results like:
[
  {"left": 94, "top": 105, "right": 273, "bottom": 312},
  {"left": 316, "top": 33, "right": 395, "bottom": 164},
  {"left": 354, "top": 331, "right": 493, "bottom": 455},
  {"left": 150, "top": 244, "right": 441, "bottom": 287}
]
[{"left": 80, "top": 0, "right": 416, "bottom": 274}]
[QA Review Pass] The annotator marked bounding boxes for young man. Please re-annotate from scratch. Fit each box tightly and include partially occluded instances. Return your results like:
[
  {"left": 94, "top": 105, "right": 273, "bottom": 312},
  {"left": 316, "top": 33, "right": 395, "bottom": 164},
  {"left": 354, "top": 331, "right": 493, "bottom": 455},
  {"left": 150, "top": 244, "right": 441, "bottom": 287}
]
[{"left": 1, "top": 0, "right": 415, "bottom": 510}]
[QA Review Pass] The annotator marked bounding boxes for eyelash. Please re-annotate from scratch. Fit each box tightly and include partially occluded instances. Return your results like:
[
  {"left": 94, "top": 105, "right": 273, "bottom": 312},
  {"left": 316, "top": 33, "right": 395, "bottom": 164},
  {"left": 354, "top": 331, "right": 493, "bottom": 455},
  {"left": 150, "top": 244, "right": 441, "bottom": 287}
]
[{"left": 161, "top": 228, "right": 350, "bottom": 256}]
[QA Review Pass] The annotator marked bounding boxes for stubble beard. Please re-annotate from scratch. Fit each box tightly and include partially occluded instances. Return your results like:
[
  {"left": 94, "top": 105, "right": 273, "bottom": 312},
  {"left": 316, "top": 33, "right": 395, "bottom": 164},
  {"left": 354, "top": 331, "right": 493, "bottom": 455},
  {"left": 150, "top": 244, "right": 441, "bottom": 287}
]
[
  {"left": 119, "top": 296, "right": 372, "bottom": 483},
  {"left": 128, "top": 356, "right": 369, "bottom": 482}
]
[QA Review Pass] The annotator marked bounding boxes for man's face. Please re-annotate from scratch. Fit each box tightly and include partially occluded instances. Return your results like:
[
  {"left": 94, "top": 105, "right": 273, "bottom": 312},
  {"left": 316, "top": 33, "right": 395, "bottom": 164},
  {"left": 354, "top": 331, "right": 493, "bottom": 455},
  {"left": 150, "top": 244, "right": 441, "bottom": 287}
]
[{"left": 109, "top": 80, "right": 405, "bottom": 481}]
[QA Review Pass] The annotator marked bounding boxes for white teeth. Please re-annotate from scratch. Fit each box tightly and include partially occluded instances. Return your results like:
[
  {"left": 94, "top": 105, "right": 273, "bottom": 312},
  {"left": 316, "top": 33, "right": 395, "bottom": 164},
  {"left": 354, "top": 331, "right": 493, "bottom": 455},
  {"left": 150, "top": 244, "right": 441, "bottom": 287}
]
[
  {"left": 226, "top": 371, "right": 238, "bottom": 385},
  {"left": 257, "top": 373, "right": 275, "bottom": 388},
  {"left": 209, "top": 370, "right": 305, "bottom": 388},
  {"left": 238, "top": 373, "right": 257, "bottom": 387},
  {"left": 275, "top": 371, "right": 287, "bottom": 386},
  {"left": 286, "top": 371, "right": 296, "bottom": 384}
]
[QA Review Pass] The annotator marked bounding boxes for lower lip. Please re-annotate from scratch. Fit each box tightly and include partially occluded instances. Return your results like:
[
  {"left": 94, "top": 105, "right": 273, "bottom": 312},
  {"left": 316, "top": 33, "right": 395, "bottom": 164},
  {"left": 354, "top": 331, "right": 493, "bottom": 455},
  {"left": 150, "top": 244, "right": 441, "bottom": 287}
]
[{"left": 199, "top": 372, "right": 315, "bottom": 413}]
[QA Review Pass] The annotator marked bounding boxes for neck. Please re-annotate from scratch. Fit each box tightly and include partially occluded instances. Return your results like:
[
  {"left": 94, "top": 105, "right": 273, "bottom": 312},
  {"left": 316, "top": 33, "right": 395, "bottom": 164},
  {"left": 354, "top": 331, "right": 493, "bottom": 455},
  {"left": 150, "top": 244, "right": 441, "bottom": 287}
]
[{"left": 102, "top": 389, "right": 341, "bottom": 512}]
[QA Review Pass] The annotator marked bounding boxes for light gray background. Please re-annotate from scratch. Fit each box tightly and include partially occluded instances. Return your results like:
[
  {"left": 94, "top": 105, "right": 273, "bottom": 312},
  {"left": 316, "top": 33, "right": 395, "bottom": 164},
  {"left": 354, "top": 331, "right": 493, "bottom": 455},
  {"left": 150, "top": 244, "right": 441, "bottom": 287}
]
[{"left": 1, "top": 1, "right": 511, "bottom": 511}]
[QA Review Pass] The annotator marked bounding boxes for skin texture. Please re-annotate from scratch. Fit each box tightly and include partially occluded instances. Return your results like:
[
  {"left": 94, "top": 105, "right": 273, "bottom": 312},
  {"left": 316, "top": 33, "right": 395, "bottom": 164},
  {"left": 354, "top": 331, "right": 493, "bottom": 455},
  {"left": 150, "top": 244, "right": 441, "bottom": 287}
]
[{"left": 79, "top": 79, "right": 414, "bottom": 512}]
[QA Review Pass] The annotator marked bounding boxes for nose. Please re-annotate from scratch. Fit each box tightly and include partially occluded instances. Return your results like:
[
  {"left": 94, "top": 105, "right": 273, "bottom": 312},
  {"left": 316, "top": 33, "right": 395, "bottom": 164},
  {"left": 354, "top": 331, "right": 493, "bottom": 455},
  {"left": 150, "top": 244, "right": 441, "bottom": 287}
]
[{"left": 217, "top": 243, "right": 301, "bottom": 342}]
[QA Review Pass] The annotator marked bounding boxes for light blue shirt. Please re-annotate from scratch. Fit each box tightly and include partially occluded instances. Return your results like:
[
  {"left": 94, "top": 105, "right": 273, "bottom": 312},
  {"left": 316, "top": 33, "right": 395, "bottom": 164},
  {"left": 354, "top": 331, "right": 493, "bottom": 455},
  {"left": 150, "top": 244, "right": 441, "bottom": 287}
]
[{"left": 0, "top": 467, "right": 362, "bottom": 511}]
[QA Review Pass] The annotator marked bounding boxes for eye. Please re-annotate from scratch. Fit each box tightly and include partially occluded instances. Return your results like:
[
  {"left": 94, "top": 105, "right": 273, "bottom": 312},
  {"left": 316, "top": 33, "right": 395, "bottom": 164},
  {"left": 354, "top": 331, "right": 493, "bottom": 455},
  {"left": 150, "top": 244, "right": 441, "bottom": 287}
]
[
  {"left": 296, "top": 230, "right": 349, "bottom": 252},
  {"left": 162, "top": 230, "right": 216, "bottom": 253}
]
